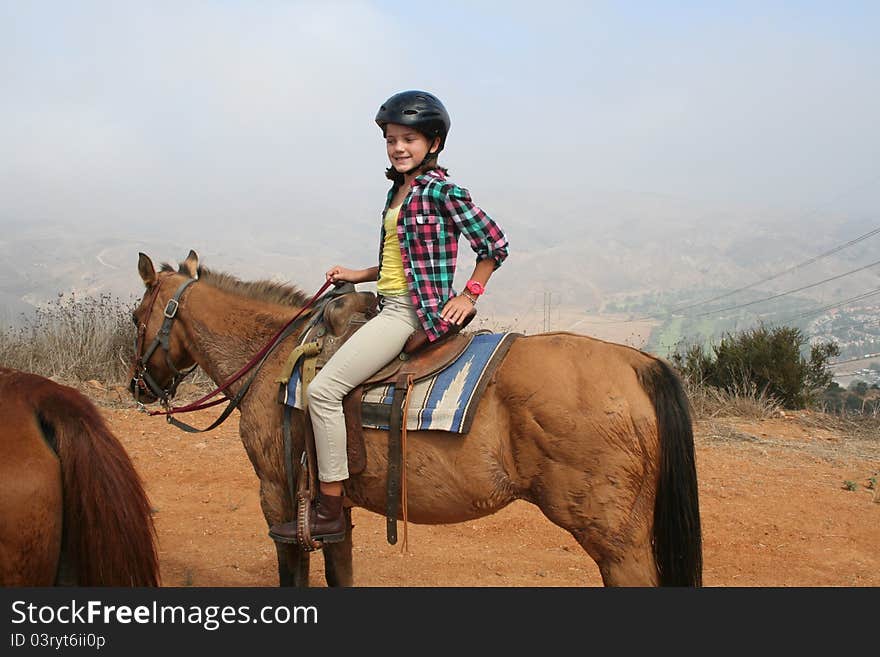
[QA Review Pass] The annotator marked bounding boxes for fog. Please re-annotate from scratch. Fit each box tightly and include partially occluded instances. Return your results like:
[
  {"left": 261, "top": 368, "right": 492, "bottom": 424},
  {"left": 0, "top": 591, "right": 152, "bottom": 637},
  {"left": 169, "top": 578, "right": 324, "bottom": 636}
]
[{"left": 2, "top": 0, "right": 878, "bottom": 242}]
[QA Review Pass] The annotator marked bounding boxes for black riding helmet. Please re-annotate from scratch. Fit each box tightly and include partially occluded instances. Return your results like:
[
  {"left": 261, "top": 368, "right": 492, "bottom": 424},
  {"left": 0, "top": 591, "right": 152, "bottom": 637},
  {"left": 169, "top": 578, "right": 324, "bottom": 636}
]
[{"left": 375, "top": 90, "right": 451, "bottom": 153}]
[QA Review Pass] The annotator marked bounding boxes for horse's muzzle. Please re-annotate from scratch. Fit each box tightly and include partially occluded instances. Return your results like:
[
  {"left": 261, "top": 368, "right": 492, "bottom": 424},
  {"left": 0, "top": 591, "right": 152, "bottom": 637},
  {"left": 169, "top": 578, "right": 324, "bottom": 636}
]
[{"left": 129, "top": 376, "right": 158, "bottom": 404}]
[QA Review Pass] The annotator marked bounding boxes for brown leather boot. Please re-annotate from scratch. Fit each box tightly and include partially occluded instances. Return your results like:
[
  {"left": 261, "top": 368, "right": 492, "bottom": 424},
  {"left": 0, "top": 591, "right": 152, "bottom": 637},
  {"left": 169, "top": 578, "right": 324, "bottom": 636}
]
[{"left": 268, "top": 494, "right": 346, "bottom": 545}]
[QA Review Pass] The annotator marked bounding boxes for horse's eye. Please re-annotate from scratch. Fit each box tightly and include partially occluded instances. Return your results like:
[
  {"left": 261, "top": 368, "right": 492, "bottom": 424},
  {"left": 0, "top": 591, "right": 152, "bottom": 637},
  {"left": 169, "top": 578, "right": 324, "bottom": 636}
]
[{"left": 131, "top": 314, "right": 139, "bottom": 327}]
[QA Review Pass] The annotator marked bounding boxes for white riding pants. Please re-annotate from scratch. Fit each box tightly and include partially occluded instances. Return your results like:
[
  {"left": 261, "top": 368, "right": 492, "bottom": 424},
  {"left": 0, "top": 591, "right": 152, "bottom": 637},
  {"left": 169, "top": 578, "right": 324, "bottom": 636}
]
[{"left": 307, "top": 294, "right": 421, "bottom": 482}]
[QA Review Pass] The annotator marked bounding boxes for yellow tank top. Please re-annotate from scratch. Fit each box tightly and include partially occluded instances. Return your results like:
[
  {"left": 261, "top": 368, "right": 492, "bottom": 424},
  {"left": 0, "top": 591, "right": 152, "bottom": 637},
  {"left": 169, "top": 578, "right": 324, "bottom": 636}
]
[{"left": 377, "top": 205, "right": 409, "bottom": 296}]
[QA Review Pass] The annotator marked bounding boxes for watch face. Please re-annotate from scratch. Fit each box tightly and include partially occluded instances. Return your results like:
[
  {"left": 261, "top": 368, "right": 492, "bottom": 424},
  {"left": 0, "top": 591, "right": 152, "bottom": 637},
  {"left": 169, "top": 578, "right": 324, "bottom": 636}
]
[{"left": 467, "top": 280, "right": 484, "bottom": 295}]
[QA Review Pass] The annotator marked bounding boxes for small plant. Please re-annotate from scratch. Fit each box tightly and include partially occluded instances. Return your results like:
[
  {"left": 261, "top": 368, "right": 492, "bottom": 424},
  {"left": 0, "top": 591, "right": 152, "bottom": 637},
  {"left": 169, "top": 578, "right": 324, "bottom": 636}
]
[
  {"left": 867, "top": 476, "right": 877, "bottom": 491},
  {"left": 842, "top": 480, "right": 858, "bottom": 492}
]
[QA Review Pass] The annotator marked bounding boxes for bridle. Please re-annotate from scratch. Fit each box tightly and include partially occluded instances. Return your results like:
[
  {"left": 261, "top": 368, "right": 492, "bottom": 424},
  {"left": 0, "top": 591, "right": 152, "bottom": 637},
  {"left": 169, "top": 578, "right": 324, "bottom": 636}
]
[
  {"left": 130, "top": 275, "right": 335, "bottom": 432},
  {"left": 130, "top": 275, "right": 198, "bottom": 410}
]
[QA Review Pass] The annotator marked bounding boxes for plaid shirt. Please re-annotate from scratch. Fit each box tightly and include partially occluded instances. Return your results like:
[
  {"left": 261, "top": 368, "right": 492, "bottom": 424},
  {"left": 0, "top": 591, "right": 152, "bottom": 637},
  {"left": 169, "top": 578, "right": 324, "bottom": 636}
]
[{"left": 378, "top": 168, "right": 509, "bottom": 341}]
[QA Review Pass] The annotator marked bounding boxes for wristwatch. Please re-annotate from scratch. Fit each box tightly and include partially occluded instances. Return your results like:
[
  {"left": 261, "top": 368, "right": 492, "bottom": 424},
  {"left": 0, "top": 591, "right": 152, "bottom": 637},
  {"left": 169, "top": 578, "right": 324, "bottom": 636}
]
[{"left": 465, "top": 280, "right": 485, "bottom": 297}]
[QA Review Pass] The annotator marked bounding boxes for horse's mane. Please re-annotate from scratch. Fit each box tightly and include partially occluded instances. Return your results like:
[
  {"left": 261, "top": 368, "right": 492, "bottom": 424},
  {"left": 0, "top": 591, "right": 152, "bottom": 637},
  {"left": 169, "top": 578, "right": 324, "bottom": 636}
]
[{"left": 160, "top": 263, "right": 308, "bottom": 307}]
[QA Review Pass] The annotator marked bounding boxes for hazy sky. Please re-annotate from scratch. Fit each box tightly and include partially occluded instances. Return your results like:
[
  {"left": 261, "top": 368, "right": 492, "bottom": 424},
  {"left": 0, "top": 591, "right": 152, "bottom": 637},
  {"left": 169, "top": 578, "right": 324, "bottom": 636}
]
[{"left": 1, "top": 0, "right": 878, "bottom": 235}]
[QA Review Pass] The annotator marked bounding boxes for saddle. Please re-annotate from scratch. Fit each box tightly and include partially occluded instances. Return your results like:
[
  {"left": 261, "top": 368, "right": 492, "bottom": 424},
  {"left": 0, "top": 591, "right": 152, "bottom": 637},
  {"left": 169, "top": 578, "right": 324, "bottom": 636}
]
[
  {"left": 276, "top": 286, "right": 477, "bottom": 547},
  {"left": 307, "top": 289, "right": 476, "bottom": 382}
]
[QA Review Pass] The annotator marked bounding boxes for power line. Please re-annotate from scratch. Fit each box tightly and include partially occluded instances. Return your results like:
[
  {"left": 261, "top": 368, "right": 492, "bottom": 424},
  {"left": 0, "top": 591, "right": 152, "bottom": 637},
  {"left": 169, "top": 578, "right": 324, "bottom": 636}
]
[
  {"left": 771, "top": 287, "right": 880, "bottom": 324},
  {"left": 665, "top": 173, "right": 880, "bottom": 314},
  {"left": 577, "top": 230, "right": 880, "bottom": 326},
  {"left": 567, "top": 179, "right": 880, "bottom": 330},
  {"left": 666, "top": 225, "right": 880, "bottom": 314},
  {"left": 693, "top": 258, "right": 880, "bottom": 317}
]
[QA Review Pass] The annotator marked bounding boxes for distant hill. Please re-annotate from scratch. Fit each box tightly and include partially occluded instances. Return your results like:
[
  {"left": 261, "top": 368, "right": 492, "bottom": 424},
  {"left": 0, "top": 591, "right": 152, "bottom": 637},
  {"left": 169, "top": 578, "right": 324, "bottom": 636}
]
[{"left": 1, "top": 193, "right": 876, "bottom": 341}]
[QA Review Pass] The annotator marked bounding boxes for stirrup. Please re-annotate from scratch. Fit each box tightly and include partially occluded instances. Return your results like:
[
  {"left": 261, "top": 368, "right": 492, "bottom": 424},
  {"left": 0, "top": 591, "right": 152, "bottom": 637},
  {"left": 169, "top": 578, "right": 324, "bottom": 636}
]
[
  {"left": 268, "top": 493, "right": 345, "bottom": 550},
  {"left": 268, "top": 528, "right": 345, "bottom": 545}
]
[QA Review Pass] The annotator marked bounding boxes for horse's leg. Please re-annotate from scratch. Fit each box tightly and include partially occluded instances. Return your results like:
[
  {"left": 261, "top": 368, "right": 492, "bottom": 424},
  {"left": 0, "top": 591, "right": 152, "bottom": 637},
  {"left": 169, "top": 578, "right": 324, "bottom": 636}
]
[
  {"left": 257, "top": 476, "right": 312, "bottom": 587},
  {"left": 322, "top": 506, "right": 354, "bottom": 587},
  {"left": 593, "top": 543, "right": 658, "bottom": 586},
  {"left": 275, "top": 543, "right": 310, "bottom": 587},
  {"left": 569, "top": 512, "right": 657, "bottom": 586},
  {"left": 495, "top": 336, "right": 672, "bottom": 586},
  {"left": 528, "top": 461, "right": 659, "bottom": 587}
]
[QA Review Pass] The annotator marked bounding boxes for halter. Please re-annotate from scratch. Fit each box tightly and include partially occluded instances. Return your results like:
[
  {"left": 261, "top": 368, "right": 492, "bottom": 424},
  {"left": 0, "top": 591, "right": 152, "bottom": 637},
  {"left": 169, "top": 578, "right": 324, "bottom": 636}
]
[{"left": 130, "top": 275, "right": 198, "bottom": 409}]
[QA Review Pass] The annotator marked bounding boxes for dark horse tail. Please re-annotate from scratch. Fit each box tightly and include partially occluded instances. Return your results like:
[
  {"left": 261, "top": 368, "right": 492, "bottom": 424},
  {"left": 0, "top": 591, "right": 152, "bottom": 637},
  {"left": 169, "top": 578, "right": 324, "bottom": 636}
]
[
  {"left": 637, "top": 358, "right": 702, "bottom": 586},
  {"left": 34, "top": 382, "right": 160, "bottom": 586}
]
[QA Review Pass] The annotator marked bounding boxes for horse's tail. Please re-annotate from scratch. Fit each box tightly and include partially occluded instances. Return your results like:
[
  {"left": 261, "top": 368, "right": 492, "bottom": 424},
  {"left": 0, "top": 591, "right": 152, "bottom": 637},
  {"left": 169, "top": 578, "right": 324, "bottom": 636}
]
[
  {"left": 36, "top": 384, "right": 160, "bottom": 586},
  {"left": 636, "top": 358, "right": 702, "bottom": 586}
]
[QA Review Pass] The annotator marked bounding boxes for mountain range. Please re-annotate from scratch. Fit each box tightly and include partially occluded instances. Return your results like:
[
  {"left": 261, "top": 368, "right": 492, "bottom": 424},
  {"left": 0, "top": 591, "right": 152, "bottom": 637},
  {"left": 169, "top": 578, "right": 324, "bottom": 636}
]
[{"left": 2, "top": 191, "right": 877, "bottom": 347}]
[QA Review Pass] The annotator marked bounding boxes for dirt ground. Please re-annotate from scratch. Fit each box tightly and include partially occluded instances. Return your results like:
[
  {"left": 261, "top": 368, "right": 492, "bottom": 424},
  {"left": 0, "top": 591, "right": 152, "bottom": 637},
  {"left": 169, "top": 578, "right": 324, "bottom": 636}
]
[{"left": 92, "top": 384, "right": 879, "bottom": 587}]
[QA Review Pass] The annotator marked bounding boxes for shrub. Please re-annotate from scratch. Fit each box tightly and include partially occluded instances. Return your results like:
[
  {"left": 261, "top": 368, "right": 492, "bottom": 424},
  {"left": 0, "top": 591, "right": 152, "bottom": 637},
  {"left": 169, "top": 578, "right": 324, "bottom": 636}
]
[
  {"left": 671, "top": 323, "right": 840, "bottom": 409},
  {"left": 821, "top": 382, "right": 880, "bottom": 417}
]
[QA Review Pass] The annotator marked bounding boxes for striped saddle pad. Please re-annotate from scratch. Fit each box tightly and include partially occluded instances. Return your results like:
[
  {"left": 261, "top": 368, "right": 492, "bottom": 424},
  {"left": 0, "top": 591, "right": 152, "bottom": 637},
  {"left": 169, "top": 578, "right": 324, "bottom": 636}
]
[{"left": 284, "top": 332, "right": 518, "bottom": 434}]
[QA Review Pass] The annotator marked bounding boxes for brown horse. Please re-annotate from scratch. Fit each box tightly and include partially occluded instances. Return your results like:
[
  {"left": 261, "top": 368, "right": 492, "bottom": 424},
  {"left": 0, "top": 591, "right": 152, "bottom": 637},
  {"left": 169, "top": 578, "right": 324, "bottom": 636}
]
[
  {"left": 0, "top": 367, "right": 159, "bottom": 586},
  {"left": 131, "top": 250, "right": 701, "bottom": 587}
]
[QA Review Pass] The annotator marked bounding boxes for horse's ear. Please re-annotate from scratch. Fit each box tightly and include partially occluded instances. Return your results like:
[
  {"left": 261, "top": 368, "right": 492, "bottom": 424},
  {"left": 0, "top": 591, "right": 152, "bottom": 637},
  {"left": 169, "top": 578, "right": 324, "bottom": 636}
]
[
  {"left": 181, "top": 250, "right": 199, "bottom": 279},
  {"left": 138, "top": 253, "right": 157, "bottom": 287}
]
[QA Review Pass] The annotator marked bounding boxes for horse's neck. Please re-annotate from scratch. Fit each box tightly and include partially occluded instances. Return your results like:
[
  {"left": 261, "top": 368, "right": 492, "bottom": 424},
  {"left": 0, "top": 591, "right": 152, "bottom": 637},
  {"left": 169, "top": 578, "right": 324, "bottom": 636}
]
[{"left": 182, "top": 286, "right": 299, "bottom": 390}]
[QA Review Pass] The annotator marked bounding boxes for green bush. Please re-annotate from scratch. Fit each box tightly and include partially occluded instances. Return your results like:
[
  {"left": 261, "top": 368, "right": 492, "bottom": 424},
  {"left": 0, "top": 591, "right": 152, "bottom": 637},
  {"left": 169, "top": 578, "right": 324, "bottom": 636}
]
[{"left": 671, "top": 324, "right": 840, "bottom": 409}]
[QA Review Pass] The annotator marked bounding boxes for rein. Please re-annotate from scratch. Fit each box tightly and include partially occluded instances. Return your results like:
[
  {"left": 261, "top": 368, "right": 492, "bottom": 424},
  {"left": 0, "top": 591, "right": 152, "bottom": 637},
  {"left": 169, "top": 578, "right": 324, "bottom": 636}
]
[{"left": 134, "top": 277, "right": 334, "bottom": 432}]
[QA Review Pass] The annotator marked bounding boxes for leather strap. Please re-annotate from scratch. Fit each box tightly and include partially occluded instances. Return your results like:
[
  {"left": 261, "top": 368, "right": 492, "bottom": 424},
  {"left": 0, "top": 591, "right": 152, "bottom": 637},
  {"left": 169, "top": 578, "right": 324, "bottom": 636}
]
[
  {"left": 276, "top": 342, "right": 321, "bottom": 386},
  {"left": 386, "top": 372, "right": 412, "bottom": 545},
  {"left": 154, "top": 303, "right": 316, "bottom": 433},
  {"left": 342, "top": 386, "right": 366, "bottom": 476},
  {"left": 301, "top": 355, "right": 318, "bottom": 407},
  {"left": 166, "top": 363, "right": 259, "bottom": 433},
  {"left": 282, "top": 405, "right": 297, "bottom": 515},
  {"left": 399, "top": 372, "right": 414, "bottom": 553},
  {"left": 295, "top": 410, "right": 321, "bottom": 551},
  {"left": 136, "top": 278, "right": 198, "bottom": 402}
]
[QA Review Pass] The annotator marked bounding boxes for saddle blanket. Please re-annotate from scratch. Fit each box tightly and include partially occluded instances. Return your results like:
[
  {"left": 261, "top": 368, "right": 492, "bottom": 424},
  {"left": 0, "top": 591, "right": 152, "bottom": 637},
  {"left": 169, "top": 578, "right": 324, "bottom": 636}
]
[{"left": 284, "top": 332, "right": 517, "bottom": 434}]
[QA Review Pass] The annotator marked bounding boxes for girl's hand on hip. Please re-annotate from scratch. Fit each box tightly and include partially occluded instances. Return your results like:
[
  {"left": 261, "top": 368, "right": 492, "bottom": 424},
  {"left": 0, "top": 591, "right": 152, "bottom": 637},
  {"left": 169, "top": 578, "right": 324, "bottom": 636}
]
[{"left": 440, "top": 295, "right": 475, "bottom": 326}]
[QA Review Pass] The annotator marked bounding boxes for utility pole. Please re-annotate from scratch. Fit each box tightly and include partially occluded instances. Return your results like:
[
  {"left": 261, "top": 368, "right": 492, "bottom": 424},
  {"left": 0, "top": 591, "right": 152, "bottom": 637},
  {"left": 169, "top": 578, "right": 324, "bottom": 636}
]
[{"left": 543, "top": 291, "right": 557, "bottom": 332}]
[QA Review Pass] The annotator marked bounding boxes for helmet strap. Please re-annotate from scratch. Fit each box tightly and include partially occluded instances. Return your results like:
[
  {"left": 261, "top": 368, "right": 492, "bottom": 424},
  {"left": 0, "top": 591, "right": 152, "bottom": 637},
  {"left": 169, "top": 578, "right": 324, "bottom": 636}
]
[{"left": 402, "top": 138, "right": 442, "bottom": 176}]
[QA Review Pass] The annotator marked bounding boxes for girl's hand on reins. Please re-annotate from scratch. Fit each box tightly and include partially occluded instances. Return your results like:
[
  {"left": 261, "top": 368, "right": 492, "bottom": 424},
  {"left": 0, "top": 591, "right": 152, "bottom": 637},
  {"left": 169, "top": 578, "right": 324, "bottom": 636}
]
[
  {"left": 440, "top": 294, "right": 475, "bottom": 325},
  {"left": 326, "top": 265, "right": 355, "bottom": 285}
]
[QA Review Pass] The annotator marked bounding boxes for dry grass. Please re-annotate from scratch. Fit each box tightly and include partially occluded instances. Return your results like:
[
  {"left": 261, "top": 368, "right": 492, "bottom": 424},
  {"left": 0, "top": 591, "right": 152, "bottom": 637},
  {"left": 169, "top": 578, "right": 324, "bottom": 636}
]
[
  {"left": 0, "top": 292, "right": 136, "bottom": 384},
  {"left": 797, "top": 407, "right": 880, "bottom": 441},
  {"left": 683, "top": 373, "right": 880, "bottom": 445},
  {"left": 1, "top": 293, "right": 222, "bottom": 397},
  {"left": 683, "top": 376, "right": 783, "bottom": 420}
]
